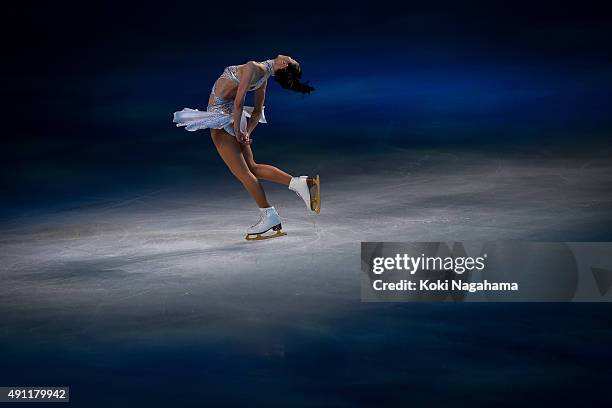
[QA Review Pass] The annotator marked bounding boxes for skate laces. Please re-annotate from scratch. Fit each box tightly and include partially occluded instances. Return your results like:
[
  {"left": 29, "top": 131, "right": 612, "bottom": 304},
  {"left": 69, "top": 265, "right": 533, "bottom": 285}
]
[{"left": 251, "top": 215, "right": 264, "bottom": 229}]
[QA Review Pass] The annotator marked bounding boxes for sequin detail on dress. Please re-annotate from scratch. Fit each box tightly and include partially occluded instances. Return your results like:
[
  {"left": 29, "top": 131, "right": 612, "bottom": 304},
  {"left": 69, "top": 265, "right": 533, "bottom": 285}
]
[
  {"left": 219, "top": 59, "right": 274, "bottom": 91},
  {"left": 173, "top": 60, "right": 274, "bottom": 136}
]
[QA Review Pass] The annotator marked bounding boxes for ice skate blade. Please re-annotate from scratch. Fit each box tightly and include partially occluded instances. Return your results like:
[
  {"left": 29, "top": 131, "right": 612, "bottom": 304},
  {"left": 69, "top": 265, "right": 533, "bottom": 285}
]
[
  {"left": 310, "top": 174, "right": 321, "bottom": 214},
  {"left": 245, "top": 229, "right": 287, "bottom": 241}
]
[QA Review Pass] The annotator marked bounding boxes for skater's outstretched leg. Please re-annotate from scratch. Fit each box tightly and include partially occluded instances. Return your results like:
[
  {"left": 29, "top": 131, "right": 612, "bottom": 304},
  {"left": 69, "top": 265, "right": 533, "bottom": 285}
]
[
  {"left": 241, "top": 144, "right": 292, "bottom": 185},
  {"left": 233, "top": 136, "right": 321, "bottom": 214},
  {"left": 210, "top": 129, "right": 271, "bottom": 208},
  {"left": 241, "top": 144, "right": 318, "bottom": 191}
]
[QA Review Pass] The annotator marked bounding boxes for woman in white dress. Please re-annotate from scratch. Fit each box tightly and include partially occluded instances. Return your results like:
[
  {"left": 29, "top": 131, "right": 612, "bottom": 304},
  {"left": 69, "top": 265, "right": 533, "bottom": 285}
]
[{"left": 173, "top": 55, "right": 320, "bottom": 240}]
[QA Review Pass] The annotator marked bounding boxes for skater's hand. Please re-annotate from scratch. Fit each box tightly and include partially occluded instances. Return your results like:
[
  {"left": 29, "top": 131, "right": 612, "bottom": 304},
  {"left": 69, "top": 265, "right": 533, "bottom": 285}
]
[{"left": 236, "top": 130, "right": 252, "bottom": 145}]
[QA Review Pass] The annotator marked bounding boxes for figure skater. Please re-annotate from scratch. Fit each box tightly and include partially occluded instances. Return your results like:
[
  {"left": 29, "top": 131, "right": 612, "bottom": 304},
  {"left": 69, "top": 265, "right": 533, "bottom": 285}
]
[{"left": 173, "top": 55, "right": 320, "bottom": 240}]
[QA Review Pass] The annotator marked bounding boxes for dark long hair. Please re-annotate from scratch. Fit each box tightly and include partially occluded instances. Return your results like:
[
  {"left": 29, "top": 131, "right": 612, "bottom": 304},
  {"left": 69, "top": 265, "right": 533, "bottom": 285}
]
[{"left": 273, "top": 62, "right": 315, "bottom": 94}]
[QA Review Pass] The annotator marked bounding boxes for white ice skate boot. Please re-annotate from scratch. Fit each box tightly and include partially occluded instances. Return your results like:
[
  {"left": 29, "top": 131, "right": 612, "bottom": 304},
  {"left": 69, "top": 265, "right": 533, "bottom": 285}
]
[
  {"left": 245, "top": 206, "right": 286, "bottom": 241},
  {"left": 289, "top": 175, "right": 321, "bottom": 214}
]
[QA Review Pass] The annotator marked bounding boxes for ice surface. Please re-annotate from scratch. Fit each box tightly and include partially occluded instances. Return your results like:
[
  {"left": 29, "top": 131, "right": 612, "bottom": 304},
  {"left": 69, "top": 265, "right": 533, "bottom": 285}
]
[
  {"left": 1, "top": 147, "right": 611, "bottom": 405},
  {"left": 2, "top": 147, "right": 611, "bottom": 330}
]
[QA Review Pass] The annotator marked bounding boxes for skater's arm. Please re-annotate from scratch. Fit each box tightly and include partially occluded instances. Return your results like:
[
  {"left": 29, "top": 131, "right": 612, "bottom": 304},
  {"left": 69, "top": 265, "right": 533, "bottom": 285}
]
[
  {"left": 246, "top": 81, "right": 266, "bottom": 136},
  {"left": 233, "top": 62, "right": 256, "bottom": 142}
]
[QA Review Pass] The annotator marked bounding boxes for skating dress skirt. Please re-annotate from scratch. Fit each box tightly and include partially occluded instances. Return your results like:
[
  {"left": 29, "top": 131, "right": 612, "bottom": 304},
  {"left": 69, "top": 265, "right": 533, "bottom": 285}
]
[{"left": 173, "top": 60, "right": 273, "bottom": 136}]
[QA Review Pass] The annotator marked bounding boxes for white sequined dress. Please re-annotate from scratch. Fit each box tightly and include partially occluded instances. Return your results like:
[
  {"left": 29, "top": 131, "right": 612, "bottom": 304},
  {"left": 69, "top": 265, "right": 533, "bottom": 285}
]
[{"left": 173, "top": 60, "right": 274, "bottom": 136}]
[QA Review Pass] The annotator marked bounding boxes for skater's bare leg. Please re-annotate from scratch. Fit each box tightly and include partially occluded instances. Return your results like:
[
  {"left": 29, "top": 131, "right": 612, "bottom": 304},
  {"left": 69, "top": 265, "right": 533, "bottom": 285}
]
[
  {"left": 210, "top": 129, "right": 271, "bottom": 208},
  {"left": 241, "top": 144, "right": 292, "bottom": 186}
]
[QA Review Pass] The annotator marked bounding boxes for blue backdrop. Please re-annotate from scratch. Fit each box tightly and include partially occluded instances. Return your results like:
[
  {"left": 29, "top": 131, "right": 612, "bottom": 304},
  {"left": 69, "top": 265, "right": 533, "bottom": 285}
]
[{"left": 3, "top": 1, "right": 611, "bottom": 209}]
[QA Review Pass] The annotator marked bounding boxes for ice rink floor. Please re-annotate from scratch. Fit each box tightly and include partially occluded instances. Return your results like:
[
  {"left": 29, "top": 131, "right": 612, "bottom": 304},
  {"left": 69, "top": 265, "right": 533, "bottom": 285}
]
[{"left": 1, "top": 146, "right": 612, "bottom": 406}]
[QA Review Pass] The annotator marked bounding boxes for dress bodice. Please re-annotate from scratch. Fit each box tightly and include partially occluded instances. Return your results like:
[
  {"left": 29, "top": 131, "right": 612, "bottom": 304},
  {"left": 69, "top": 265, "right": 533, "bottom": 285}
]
[{"left": 219, "top": 59, "right": 274, "bottom": 91}]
